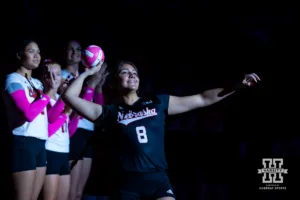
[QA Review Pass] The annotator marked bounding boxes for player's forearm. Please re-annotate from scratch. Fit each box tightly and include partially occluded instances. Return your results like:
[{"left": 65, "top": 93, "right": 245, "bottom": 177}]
[
  {"left": 48, "top": 114, "right": 67, "bottom": 137},
  {"left": 9, "top": 89, "right": 50, "bottom": 122},
  {"left": 47, "top": 98, "right": 65, "bottom": 123},
  {"left": 63, "top": 71, "right": 89, "bottom": 100},
  {"left": 201, "top": 82, "right": 244, "bottom": 106},
  {"left": 68, "top": 113, "right": 79, "bottom": 137},
  {"left": 200, "top": 88, "right": 233, "bottom": 105}
]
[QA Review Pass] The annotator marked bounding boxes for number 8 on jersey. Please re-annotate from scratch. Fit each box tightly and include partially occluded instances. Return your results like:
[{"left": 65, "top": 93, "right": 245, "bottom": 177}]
[{"left": 136, "top": 126, "right": 148, "bottom": 143}]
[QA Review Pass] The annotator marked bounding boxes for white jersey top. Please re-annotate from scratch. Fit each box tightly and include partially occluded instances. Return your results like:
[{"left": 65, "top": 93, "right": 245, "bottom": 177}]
[
  {"left": 62, "top": 69, "right": 75, "bottom": 81},
  {"left": 3, "top": 72, "right": 48, "bottom": 140},
  {"left": 61, "top": 69, "right": 95, "bottom": 131},
  {"left": 46, "top": 94, "right": 70, "bottom": 153},
  {"left": 77, "top": 118, "right": 94, "bottom": 131}
]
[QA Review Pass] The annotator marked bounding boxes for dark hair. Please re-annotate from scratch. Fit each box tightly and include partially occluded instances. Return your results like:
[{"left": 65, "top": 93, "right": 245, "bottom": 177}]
[
  {"left": 64, "top": 40, "right": 81, "bottom": 51},
  {"left": 115, "top": 61, "right": 138, "bottom": 75},
  {"left": 16, "top": 39, "right": 38, "bottom": 60}
]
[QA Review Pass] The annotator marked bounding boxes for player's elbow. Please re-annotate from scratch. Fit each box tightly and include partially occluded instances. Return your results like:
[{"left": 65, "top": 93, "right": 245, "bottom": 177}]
[
  {"left": 91, "top": 106, "right": 102, "bottom": 122},
  {"left": 61, "top": 91, "right": 68, "bottom": 101},
  {"left": 61, "top": 91, "right": 72, "bottom": 105}
]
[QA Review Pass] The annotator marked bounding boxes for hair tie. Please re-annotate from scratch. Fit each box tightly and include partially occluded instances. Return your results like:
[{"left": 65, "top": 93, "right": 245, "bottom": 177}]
[{"left": 43, "top": 58, "right": 52, "bottom": 64}]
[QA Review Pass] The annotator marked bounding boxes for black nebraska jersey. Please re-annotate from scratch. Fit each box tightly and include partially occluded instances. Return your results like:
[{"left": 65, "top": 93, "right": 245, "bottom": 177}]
[{"left": 97, "top": 94, "right": 170, "bottom": 172}]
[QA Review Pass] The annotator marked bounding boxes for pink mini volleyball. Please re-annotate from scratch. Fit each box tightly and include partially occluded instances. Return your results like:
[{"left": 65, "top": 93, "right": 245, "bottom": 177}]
[{"left": 82, "top": 45, "right": 105, "bottom": 68}]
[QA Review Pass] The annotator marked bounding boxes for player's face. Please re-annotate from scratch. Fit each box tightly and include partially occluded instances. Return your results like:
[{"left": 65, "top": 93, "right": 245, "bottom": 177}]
[
  {"left": 67, "top": 41, "right": 81, "bottom": 65},
  {"left": 21, "top": 42, "right": 41, "bottom": 70},
  {"left": 48, "top": 64, "right": 63, "bottom": 85},
  {"left": 118, "top": 64, "right": 140, "bottom": 92}
]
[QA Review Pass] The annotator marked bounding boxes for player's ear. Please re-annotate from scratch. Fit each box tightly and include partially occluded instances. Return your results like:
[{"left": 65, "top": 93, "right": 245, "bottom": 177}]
[
  {"left": 16, "top": 53, "right": 21, "bottom": 60},
  {"left": 16, "top": 51, "right": 26, "bottom": 61}
]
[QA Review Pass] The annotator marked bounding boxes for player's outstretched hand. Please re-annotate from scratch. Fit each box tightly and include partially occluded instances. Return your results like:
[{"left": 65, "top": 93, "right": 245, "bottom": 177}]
[
  {"left": 88, "top": 62, "right": 108, "bottom": 88},
  {"left": 242, "top": 73, "right": 261, "bottom": 87},
  {"left": 85, "top": 61, "right": 104, "bottom": 76}
]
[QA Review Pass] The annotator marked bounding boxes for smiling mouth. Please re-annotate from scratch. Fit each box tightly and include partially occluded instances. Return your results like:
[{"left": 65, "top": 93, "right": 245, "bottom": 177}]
[{"left": 128, "top": 80, "right": 136, "bottom": 84}]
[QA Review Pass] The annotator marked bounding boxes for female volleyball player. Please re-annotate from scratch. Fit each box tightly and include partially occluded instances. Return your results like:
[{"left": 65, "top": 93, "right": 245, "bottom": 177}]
[
  {"left": 60, "top": 40, "right": 106, "bottom": 200},
  {"left": 2, "top": 40, "right": 55, "bottom": 200},
  {"left": 63, "top": 61, "right": 261, "bottom": 200},
  {"left": 41, "top": 59, "right": 72, "bottom": 200}
]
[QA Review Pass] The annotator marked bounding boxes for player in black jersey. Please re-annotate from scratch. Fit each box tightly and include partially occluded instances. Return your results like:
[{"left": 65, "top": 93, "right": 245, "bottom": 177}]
[{"left": 63, "top": 61, "right": 261, "bottom": 200}]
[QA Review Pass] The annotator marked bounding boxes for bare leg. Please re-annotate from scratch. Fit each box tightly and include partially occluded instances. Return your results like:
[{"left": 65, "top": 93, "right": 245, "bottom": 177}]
[
  {"left": 69, "top": 160, "right": 83, "bottom": 200},
  {"left": 12, "top": 170, "right": 36, "bottom": 200},
  {"left": 57, "top": 175, "right": 70, "bottom": 200},
  {"left": 76, "top": 158, "right": 92, "bottom": 200},
  {"left": 31, "top": 166, "right": 46, "bottom": 200},
  {"left": 43, "top": 175, "right": 60, "bottom": 200}
]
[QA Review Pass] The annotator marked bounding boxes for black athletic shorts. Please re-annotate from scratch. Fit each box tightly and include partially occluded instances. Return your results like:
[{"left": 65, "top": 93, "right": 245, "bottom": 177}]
[
  {"left": 116, "top": 170, "right": 175, "bottom": 200},
  {"left": 69, "top": 128, "right": 93, "bottom": 160},
  {"left": 46, "top": 150, "right": 69, "bottom": 175},
  {"left": 11, "top": 135, "right": 47, "bottom": 173}
]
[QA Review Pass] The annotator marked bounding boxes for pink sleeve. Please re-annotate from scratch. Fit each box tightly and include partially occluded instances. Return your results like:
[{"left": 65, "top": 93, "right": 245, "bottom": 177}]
[
  {"left": 94, "top": 93, "right": 104, "bottom": 105},
  {"left": 68, "top": 114, "right": 80, "bottom": 137},
  {"left": 81, "top": 86, "right": 95, "bottom": 102},
  {"left": 9, "top": 90, "right": 50, "bottom": 122},
  {"left": 77, "top": 86, "right": 95, "bottom": 120},
  {"left": 47, "top": 98, "right": 65, "bottom": 124},
  {"left": 48, "top": 113, "right": 67, "bottom": 137}
]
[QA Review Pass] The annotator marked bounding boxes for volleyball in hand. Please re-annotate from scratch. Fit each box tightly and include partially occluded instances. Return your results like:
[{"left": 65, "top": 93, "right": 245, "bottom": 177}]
[{"left": 82, "top": 45, "right": 105, "bottom": 68}]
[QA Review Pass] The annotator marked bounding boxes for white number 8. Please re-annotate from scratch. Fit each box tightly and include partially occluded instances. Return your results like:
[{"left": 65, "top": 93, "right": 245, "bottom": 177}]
[{"left": 136, "top": 126, "right": 148, "bottom": 143}]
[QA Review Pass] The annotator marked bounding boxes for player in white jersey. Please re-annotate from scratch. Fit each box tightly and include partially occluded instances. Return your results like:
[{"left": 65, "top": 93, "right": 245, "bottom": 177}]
[
  {"left": 60, "top": 40, "right": 107, "bottom": 200},
  {"left": 2, "top": 40, "right": 55, "bottom": 200},
  {"left": 41, "top": 59, "right": 72, "bottom": 200}
]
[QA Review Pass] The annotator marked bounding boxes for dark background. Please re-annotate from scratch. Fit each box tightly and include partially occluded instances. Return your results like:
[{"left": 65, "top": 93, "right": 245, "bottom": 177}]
[{"left": 0, "top": 0, "right": 294, "bottom": 199}]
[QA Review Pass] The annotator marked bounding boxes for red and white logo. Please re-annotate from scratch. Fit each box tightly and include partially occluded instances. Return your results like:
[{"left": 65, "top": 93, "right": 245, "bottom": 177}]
[{"left": 117, "top": 107, "right": 157, "bottom": 125}]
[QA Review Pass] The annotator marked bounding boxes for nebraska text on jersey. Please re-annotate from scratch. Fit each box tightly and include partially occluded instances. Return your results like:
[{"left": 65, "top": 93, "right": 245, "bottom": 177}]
[{"left": 118, "top": 107, "right": 158, "bottom": 125}]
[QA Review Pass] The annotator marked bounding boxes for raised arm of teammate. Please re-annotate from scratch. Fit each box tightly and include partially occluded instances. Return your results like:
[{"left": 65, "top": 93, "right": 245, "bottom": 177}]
[{"left": 62, "top": 62, "right": 105, "bottom": 122}]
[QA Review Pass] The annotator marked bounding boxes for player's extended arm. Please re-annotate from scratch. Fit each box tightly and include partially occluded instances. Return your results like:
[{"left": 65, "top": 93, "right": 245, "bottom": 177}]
[
  {"left": 62, "top": 70, "right": 103, "bottom": 122},
  {"left": 168, "top": 89, "right": 233, "bottom": 115},
  {"left": 48, "top": 114, "right": 67, "bottom": 137},
  {"left": 168, "top": 73, "right": 261, "bottom": 115},
  {"left": 6, "top": 82, "right": 50, "bottom": 122}
]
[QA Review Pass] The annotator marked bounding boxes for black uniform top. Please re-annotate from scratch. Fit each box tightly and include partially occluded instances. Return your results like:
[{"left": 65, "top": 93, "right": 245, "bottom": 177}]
[{"left": 96, "top": 94, "right": 170, "bottom": 173}]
